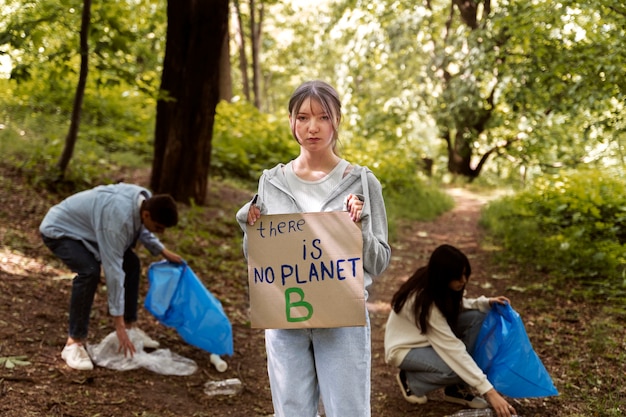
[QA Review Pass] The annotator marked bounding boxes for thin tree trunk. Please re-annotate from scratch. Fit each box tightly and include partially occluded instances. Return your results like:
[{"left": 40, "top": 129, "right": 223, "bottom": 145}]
[
  {"left": 57, "top": 0, "right": 91, "bottom": 179},
  {"left": 219, "top": 9, "right": 232, "bottom": 102},
  {"left": 249, "top": 0, "right": 262, "bottom": 109},
  {"left": 233, "top": 0, "right": 250, "bottom": 101}
]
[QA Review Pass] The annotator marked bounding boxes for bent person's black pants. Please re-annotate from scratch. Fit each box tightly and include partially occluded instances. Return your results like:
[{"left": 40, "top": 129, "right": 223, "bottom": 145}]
[{"left": 41, "top": 235, "right": 140, "bottom": 340}]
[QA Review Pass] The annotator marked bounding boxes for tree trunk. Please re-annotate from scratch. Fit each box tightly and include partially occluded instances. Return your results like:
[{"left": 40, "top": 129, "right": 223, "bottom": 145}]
[
  {"left": 219, "top": 13, "right": 232, "bottom": 102},
  {"left": 233, "top": 0, "right": 250, "bottom": 101},
  {"left": 150, "top": 0, "right": 229, "bottom": 205},
  {"left": 445, "top": 129, "right": 478, "bottom": 178},
  {"left": 57, "top": 0, "right": 91, "bottom": 179},
  {"left": 249, "top": 0, "right": 263, "bottom": 109},
  {"left": 429, "top": 0, "right": 494, "bottom": 181}
]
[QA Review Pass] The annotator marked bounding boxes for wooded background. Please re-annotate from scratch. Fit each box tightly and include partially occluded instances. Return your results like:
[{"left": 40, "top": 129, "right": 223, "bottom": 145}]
[
  {"left": 0, "top": 4, "right": 625, "bottom": 415},
  {"left": 1, "top": 0, "right": 623, "bottom": 200},
  {"left": 0, "top": 0, "right": 624, "bottom": 291}
]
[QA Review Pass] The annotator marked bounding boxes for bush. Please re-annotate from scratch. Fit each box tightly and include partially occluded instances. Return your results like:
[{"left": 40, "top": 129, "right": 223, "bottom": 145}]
[
  {"left": 211, "top": 100, "right": 299, "bottom": 182},
  {"left": 480, "top": 169, "right": 626, "bottom": 286}
]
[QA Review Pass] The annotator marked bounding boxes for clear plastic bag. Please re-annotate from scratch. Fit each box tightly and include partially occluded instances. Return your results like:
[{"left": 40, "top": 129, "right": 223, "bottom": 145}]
[
  {"left": 86, "top": 329, "right": 197, "bottom": 376},
  {"left": 203, "top": 378, "right": 243, "bottom": 396},
  {"left": 446, "top": 410, "right": 520, "bottom": 417},
  {"left": 446, "top": 410, "right": 495, "bottom": 417}
]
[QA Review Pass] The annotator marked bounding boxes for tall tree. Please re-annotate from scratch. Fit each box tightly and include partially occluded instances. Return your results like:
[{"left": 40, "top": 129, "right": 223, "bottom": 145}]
[
  {"left": 322, "top": 0, "right": 625, "bottom": 181},
  {"left": 233, "top": 0, "right": 251, "bottom": 101},
  {"left": 249, "top": 0, "right": 264, "bottom": 109},
  {"left": 1, "top": 0, "right": 166, "bottom": 177},
  {"left": 57, "top": 0, "right": 92, "bottom": 179},
  {"left": 219, "top": 18, "right": 233, "bottom": 102},
  {"left": 232, "top": 0, "right": 267, "bottom": 109},
  {"left": 150, "top": 0, "right": 229, "bottom": 204}
]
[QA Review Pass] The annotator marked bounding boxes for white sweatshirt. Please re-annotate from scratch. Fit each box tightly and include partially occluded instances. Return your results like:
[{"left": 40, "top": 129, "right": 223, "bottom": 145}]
[{"left": 384, "top": 295, "right": 494, "bottom": 395}]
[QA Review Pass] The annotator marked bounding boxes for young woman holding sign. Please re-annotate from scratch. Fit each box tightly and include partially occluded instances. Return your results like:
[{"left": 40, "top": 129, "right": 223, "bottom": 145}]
[
  {"left": 384, "top": 244, "right": 518, "bottom": 417},
  {"left": 236, "top": 80, "right": 391, "bottom": 417}
]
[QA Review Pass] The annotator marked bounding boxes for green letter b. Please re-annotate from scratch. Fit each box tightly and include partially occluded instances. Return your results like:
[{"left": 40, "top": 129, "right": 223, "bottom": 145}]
[{"left": 285, "top": 288, "right": 313, "bottom": 323}]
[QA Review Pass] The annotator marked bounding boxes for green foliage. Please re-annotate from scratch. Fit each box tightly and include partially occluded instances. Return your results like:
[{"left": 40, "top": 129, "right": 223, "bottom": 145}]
[
  {"left": 343, "top": 135, "right": 454, "bottom": 234},
  {"left": 79, "top": 85, "right": 156, "bottom": 158},
  {"left": 0, "top": 355, "right": 31, "bottom": 368},
  {"left": 385, "top": 186, "right": 453, "bottom": 239},
  {"left": 2, "top": 65, "right": 156, "bottom": 157},
  {"left": 0, "top": 0, "right": 162, "bottom": 179},
  {"left": 0, "top": 78, "right": 152, "bottom": 190},
  {"left": 155, "top": 190, "right": 247, "bottom": 293},
  {"left": 211, "top": 100, "right": 299, "bottom": 182},
  {"left": 0, "top": 0, "right": 165, "bottom": 92},
  {"left": 481, "top": 169, "right": 626, "bottom": 292},
  {"left": 3, "top": 0, "right": 626, "bottom": 189}
]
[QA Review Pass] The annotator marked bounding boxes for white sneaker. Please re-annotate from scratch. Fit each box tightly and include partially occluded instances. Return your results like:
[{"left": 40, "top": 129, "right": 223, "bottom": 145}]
[
  {"left": 396, "top": 371, "right": 428, "bottom": 404},
  {"left": 132, "top": 328, "right": 160, "bottom": 349},
  {"left": 61, "top": 344, "right": 94, "bottom": 371}
]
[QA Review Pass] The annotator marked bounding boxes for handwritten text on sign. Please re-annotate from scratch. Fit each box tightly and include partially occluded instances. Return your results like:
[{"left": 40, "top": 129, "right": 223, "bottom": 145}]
[{"left": 246, "top": 211, "right": 365, "bottom": 329}]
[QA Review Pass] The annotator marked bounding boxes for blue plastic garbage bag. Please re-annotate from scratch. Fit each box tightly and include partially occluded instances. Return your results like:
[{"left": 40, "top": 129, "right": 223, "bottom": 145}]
[
  {"left": 472, "top": 303, "right": 558, "bottom": 398},
  {"left": 145, "top": 261, "right": 234, "bottom": 356}
]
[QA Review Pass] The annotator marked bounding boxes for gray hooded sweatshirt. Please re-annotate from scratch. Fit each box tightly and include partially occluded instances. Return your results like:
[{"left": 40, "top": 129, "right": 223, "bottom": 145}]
[{"left": 236, "top": 162, "right": 391, "bottom": 295}]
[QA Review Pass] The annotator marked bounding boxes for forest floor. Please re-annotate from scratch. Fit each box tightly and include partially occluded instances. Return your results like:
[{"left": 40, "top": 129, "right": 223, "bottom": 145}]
[{"left": 0, "top": 163, "right": 624, "bottom": 417}]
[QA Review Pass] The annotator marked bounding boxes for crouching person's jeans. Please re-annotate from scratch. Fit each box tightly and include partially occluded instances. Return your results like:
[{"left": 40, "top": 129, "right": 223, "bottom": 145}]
[
  {"left": 41, "top": 235, "right": 140, "bottom": 340},
  {"left": 399, "top": 309, "right": 486, "bottom": 396}
]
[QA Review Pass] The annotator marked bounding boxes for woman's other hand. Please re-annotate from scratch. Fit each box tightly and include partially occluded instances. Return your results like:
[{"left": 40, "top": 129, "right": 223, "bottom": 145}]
[
  {"left": 485, "top": 388, "right": 517, "bottom": 417},
  {"left": 489, "top": 296, "right": 511, "bottom": 306},
  {"left": 346, "top": 194, "right": 364, "bottom": 222},
  {"left": 248, "top": 196, "right": 261, "bottom": 226}
]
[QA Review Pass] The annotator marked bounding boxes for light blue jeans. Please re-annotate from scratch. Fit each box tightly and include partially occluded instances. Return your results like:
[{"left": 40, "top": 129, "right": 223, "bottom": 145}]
[
  {"left": 399, "top": 310, "right": 486, "bottom": 396},
  {"left": 266, "top": 313, "right": 371, "bottom": 417}
]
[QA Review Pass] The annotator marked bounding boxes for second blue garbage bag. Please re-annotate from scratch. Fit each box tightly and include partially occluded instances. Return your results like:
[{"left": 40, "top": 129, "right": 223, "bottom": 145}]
[
  {"left": 145, "top": 261, "right": 234, "bottom": 356},
  {"left": 472, "top": 302, "right": 558, "bottom": 398}
]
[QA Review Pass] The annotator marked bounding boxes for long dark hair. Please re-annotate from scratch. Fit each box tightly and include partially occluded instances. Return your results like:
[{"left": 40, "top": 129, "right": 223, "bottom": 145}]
[{"left": 390, "top": 244, "right": 471, "bottom": 333}]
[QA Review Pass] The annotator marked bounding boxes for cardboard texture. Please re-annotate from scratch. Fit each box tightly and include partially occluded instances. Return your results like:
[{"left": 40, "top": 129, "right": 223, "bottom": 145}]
[{"left": 246, "top": 211, "right": 365, "bottom": 329}]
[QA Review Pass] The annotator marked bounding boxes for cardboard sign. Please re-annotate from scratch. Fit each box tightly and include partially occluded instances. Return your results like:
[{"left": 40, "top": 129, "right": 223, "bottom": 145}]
[{"left": 246, "top": 211, "right": 365, "bottom": 329}]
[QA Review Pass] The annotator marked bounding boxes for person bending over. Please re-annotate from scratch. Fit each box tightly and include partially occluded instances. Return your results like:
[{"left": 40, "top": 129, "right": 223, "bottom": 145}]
[{"left": 40, "top": 183, "right": 183, "bottom": 371}]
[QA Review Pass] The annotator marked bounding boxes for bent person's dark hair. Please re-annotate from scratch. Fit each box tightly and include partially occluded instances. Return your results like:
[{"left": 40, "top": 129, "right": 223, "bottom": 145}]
[
  {"left": 144, "top": 194, "right": 178, "bottom": 227},
  {"left": 391, "top": 244, "right": 471, "bottom": 334}
]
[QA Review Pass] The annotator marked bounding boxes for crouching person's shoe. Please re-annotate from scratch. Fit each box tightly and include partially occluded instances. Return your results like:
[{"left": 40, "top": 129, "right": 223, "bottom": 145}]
[
  {"left": 396, "top": 370, "right": 428, "bottom": 404},
  {"left": 443, "top": 384, "right": 488, "bottom": 408},
  {"left": 61, "top": 343, "right": 94, "bottom": 371}
]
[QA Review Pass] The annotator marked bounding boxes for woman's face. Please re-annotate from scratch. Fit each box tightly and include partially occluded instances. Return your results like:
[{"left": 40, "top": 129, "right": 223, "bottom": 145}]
[
  {"left": 448, "top": 271, "right": 468, "bottom": 292},
  {"left": 291, "top": 97, "right": 335, "bottom": 152}
]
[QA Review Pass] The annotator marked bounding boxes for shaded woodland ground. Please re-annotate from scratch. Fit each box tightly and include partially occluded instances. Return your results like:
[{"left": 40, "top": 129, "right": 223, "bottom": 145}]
[{"left": 1, "top": 164, "right": 624, "bottom": 416}]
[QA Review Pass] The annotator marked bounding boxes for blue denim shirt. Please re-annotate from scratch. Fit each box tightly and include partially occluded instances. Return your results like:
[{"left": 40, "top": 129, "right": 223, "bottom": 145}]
[{"left": 40, "top": 183, "right": 165, "bottom": 316}]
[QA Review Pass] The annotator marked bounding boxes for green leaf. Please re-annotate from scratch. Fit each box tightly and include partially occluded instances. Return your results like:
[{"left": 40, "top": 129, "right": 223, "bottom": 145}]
[{"left": 0, "top": 355, "right": 31, "bottom": 368}]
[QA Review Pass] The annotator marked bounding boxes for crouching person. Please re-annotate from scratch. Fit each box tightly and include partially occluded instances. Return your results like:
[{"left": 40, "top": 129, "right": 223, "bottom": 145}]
[{"left": 384, "top": 244, "right": 517, "bottom": 417}]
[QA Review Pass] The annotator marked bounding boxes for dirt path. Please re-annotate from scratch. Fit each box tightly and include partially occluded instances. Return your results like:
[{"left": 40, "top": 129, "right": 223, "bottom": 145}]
[
  {"left": 367, "top": 187, "right": 510, "bottom": 417},
  {"left": 1, "top": 174, "right": 561, "bottom": 417}
]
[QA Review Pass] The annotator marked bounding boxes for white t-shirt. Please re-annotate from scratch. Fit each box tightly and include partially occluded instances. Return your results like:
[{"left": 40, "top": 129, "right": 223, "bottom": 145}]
[{"left": 285, "top": 159, "right": 349, "bottom": 212}]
